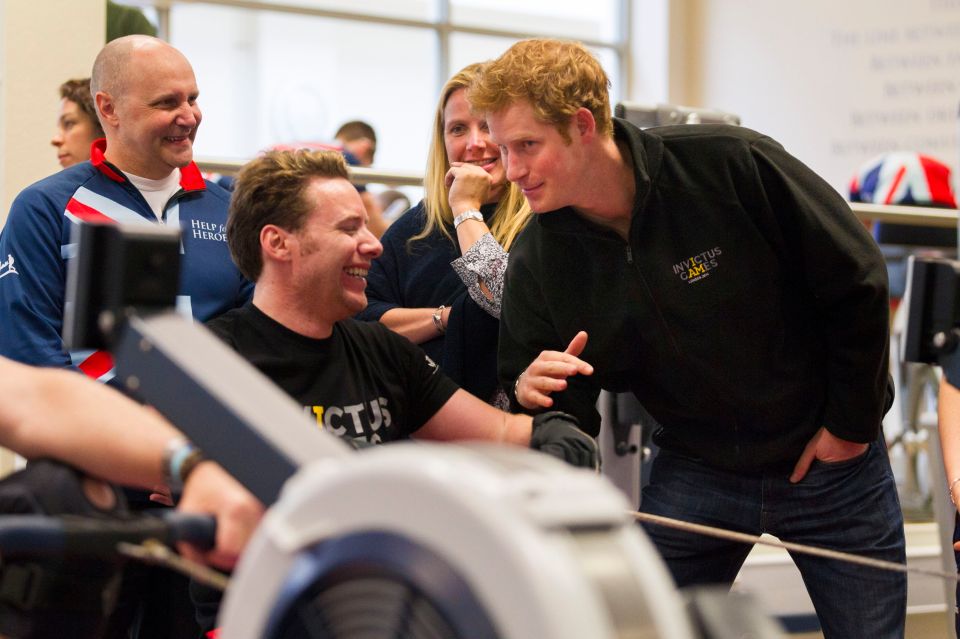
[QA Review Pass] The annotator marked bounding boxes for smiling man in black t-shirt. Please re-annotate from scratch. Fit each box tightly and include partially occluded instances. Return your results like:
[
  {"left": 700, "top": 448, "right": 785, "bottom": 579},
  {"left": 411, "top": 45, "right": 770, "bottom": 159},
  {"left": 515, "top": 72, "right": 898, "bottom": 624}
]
[
  {"left": 208, "top": 148, "right": 596, "bottom": 462},
  {"left": 193, "top": 149, "right": 599, "bottom": 634}
]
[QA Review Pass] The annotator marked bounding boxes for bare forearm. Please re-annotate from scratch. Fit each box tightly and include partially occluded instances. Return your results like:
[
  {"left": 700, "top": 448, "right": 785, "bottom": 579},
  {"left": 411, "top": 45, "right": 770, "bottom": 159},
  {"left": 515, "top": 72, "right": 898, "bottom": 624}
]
[
  {"left": 416, "top": 389, "right": 532, "bottom": 444},
  {"left": 503, "top": 412, "right": 534, "bottom": 445},
  {"left": 0, "top": 358, "right": 178, "bottom": 489},
  {"left": 379, "top": 307, "right": 447, "bottom": 345},
  {"left": 939, "top": 378, "right": 960, "bottom": 503},
  {"left": 414, "top": 389, "right": 598, "bottom": 469}
]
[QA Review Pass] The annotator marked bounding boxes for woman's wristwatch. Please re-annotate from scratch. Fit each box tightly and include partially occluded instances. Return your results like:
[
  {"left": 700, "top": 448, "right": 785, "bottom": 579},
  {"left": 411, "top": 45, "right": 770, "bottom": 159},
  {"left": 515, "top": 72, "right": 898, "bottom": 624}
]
[{"left": 453, "top": 209, "right": 484, "bottom": 228}]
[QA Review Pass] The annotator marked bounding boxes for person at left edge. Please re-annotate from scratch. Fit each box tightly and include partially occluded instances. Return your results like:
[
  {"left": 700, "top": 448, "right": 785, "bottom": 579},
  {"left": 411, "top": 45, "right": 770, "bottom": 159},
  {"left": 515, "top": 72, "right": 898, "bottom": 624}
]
[
  {"left": 51, "top": 78, "right": 104, "bottom": 169},
  {"left": 0, "top": 35, "right": 252, "bottom": 377}
]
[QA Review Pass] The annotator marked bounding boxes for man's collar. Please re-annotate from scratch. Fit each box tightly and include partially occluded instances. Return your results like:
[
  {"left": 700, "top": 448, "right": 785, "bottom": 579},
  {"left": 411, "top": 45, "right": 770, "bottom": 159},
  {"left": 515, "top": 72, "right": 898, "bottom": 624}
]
[
  {"left": 89, "top": 138, "right": 207, "bottom": 192},
  {"left": 90, "top": 139, "right": 125, "bottom": 183},
  {"left": 613, "top": 117, "right": 657, "bottom": 219},
  {"left": 536, "top": 120, "right": 656, "bottom": 236}
]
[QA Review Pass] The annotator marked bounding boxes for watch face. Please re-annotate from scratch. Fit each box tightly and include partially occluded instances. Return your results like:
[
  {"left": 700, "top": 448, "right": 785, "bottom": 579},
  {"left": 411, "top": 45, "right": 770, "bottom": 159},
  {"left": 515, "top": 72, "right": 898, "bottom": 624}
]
[{"left": 454, "top": 210, "right": 483, "bottom": 228}]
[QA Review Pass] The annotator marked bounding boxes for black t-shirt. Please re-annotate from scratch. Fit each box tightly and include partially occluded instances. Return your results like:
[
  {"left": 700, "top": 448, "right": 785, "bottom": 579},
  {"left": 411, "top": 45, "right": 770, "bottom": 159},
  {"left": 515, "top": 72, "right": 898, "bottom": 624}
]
[{"left": 206, "top": 303, "right": 459, "bottom": 443}]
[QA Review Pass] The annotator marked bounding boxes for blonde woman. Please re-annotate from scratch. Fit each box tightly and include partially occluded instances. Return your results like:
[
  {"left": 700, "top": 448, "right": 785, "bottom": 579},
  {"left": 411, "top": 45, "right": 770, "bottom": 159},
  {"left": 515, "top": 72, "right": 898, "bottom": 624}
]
[{"left": 359, "top": 63, "right": 531, "bottom": 408}]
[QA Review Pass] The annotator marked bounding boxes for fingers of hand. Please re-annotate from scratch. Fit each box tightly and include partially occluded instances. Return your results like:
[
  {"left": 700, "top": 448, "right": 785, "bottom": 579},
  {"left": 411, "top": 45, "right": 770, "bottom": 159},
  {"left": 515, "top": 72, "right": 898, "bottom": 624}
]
[
  {"left": 811, "top": 427, "right": 866, "bottom": 464},
  {"left": 448, "top": 167, "right": 490, "bottom": 201},
  {"left": 531, "top": 355, "right": 590, "bottom": 378},
  {"left": 178, "top": 542, "right": 236, "bottom": 572},
  {"left": 789, "top": 427, "right": 826, "bottom": 483},
  {"left": 524, "top": 387, "right": 555, "bottom": 408},
  {"left": 176, "top": 541, "right": 200, "bottom": 563},
  {"left": 517, "top": 375, "right": 555, "bottom": 407},
  {"left": 530, "top": 371, "right": 571, "bottom": 391},
  {"left": 789, "top": 445, "right": 816, "bottom": 483},
  {"left": 564, "top": 331, "right": 589, "bottom": 357},
  {"left": 789, "top": 459, "right": 809, "bottom": 484},
  {"left": 149, "top": 492, "right": 175, "bottom": 506}
]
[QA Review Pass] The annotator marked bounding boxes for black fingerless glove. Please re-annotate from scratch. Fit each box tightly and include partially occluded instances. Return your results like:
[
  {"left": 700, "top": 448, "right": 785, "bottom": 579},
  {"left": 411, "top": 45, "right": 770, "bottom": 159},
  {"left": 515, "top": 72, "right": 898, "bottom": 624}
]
[
  {"left": 529, "top": 411, "right": 600, "bottom": 470},
  {"left": 345, "top": 436, "right": 376, "bottom": 451}
]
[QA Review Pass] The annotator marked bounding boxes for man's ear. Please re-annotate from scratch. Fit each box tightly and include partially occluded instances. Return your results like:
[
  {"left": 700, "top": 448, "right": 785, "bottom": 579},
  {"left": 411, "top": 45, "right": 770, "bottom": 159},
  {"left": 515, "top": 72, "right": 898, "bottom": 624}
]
[
  {"left": 95, "top": 92, "right": 119, "bottom": 129},
  {"left": 573, "top": 107, "right": 596, "bottom": 142},
  {"left": 260, "top": 225, "right": 293, "bottom": 262}
]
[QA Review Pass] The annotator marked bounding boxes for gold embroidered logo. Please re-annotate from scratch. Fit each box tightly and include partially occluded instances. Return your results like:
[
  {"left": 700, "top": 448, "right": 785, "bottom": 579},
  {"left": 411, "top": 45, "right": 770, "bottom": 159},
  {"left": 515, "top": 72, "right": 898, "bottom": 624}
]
[{"left": 672, "top": 247, "right": 722, "bottom": 284}]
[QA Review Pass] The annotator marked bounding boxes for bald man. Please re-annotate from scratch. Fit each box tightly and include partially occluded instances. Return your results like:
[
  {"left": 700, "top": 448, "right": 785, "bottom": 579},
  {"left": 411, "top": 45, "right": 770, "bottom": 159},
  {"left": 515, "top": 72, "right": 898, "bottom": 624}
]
[{"left": 0, "top": 35, "right": 251, "bottom": 376}]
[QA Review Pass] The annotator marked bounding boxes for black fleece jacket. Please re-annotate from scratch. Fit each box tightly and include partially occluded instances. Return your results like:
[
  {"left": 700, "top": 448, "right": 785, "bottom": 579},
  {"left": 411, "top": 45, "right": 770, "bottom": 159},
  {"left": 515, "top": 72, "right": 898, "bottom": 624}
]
[{"left": 498, "top": 119, "right": 891, "bottom": 473}]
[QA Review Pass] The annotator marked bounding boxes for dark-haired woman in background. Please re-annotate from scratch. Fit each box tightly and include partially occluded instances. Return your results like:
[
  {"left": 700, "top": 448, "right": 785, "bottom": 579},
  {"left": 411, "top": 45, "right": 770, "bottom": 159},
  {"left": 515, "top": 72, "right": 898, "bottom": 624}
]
[{"left": 51, "top": 78, "right": 104, "bottom": 168}]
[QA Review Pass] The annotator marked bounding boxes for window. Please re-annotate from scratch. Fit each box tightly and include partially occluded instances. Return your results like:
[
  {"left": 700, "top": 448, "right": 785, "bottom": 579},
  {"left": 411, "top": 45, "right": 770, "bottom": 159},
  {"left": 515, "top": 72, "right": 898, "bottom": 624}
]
[
  {"left": 117, "top": 0, "right": 628, "bottom": 174},
  {"left": 449, "top": 0, "right": 621, "bottom": 42},
  {"left": 170, "top": 3, "right": 437, "bottom": 172}
]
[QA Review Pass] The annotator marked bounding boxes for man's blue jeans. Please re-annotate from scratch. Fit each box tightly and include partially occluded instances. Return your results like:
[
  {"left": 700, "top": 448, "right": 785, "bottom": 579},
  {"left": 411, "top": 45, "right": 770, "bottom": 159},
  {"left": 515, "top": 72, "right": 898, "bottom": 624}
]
[{"left": 640, "top": 440, "right": 906, "bottom": 639}]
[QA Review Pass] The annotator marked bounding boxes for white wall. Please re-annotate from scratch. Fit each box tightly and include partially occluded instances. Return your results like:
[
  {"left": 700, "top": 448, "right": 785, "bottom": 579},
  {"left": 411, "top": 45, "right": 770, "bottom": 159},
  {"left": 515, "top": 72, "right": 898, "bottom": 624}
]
[
  {"left": 0, "top": 0, "right": 104, "bottom": 475},
  {"left": 681, "top": 0, "right": 960, "bottom": 193},
  {"left": 0, "top": 0, "right": 105, "bottom": 223},
  {"left": 629, "top": 0, "right": 669, "bottom": 102}
]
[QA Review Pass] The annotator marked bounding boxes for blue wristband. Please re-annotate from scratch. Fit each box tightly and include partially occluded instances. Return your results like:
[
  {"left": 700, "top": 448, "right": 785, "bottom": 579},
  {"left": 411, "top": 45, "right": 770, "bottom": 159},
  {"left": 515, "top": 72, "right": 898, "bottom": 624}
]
[{"left": 163, "top": 439, "right": 202, "bottom": 492}]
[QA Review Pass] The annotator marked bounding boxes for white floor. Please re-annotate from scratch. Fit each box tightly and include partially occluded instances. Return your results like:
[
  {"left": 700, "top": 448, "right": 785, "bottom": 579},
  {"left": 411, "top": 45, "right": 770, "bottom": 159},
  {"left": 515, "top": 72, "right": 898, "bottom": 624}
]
[
  {"left": 734, "top": 522, "right": 953, "bottom": 638},
  {"left": 790, "top": 613, "right": 948, "bottom": 639},
  {"left": 734, "top": 523, "right": 952, "bottom": 639}
]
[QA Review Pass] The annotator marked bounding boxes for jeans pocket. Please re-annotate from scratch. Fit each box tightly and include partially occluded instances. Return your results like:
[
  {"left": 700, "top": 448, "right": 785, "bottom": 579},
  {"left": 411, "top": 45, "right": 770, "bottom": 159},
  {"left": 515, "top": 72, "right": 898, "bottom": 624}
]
[{"left": 810, "top": 444, "right": 871, "bottom": 471}]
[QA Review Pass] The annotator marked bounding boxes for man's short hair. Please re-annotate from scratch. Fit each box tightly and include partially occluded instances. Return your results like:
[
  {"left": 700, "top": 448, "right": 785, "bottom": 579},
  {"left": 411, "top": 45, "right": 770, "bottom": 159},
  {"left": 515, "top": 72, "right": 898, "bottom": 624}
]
[
  {"left": 228, "top": 150, "right": 349, "bottom": 281},
  {"left": 90, "top": 34, "right": 167, "bottom": 113},
  {"left": 335, "top": 120, "right": 377, "bottom": 165},
  {"left": 468, "top": 38, "right": 613, "bottom": 141},
  {"left": 59, "top": 78, "right": 105, "bottom": 138},
  {"left": 334, "top": 120, "right": 377, "bottom": 146}
]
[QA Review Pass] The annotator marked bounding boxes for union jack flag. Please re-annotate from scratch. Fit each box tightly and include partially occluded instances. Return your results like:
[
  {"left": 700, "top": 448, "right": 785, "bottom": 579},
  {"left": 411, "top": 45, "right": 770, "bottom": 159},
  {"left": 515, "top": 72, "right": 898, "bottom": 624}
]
[{"left": 849, "top": 152, "right": 957, "bottom": 208}]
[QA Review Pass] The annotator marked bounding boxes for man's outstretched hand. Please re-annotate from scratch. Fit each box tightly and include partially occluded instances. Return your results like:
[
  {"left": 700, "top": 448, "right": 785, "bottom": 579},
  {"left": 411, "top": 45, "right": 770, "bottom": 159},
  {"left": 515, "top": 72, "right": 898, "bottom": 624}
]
[{"left": 514, "top": 331, "right": 593, "bottom": 410}]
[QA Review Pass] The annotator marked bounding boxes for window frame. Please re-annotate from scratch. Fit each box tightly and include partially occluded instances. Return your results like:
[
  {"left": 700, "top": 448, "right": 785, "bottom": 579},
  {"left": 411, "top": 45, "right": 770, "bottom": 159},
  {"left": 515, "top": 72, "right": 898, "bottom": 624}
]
[{"left": 123, "top": 0, "right": 631, "bottom": 100}]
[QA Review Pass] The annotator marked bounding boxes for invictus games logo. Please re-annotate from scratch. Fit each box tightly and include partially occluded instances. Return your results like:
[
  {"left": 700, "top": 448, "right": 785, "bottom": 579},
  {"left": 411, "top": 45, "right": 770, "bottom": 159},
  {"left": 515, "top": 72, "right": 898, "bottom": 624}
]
[
  {"left": 305, "top": 397, "right": 392, "bottom": 444},
  {"left": 672, "top": 246, "right": 722, "bottom": 284}
]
